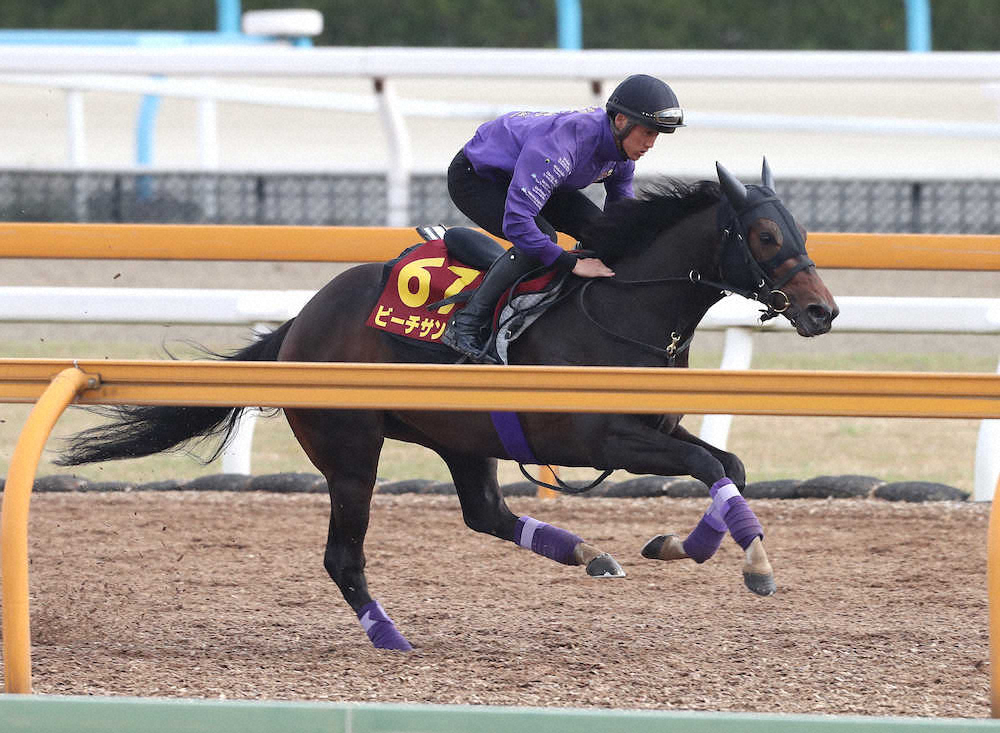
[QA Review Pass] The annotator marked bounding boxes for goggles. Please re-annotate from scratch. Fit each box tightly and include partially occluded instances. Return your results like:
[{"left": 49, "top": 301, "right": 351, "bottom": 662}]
[{"left": 649, "top": 107, "right": 684, "bottom": 127}]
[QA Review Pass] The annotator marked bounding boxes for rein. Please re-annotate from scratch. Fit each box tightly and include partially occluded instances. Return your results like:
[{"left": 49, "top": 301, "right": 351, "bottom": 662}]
[
  {"left": 507, "top": 191, "right": 815, "bottom": 496},
  {"left": 577, "top": 275, "right": 701, "bottom": 365}
]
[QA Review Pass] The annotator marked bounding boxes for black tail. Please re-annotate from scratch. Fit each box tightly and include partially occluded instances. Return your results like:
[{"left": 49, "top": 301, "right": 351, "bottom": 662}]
[{"left": 57, "top": 319, "right": 296, "bottom": 467}]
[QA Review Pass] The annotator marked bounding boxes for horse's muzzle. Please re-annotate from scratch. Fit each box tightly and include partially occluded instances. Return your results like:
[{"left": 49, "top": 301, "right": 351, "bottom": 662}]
[{"left": 792, "top": 302, "right": 838, "bottom": 337}]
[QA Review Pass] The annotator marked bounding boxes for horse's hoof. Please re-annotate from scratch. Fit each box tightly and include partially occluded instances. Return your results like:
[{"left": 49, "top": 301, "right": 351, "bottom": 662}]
[
  {"left": 641, "top": 534, "right": 689, "bottom": 561},
  {"left": 741, "top": 536, "right": 774, "bottom": 595},
  {"left": 587, "top": 552, "right": 625, "bottom": 578},
  {"left": 743, "top": 571, "right": 777, "bottom": 597}
]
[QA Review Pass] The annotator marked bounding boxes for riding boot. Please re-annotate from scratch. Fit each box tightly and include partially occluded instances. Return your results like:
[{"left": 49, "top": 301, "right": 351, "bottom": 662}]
[{"left": 440, "top": 248, "right": 540, "bottom": 361}]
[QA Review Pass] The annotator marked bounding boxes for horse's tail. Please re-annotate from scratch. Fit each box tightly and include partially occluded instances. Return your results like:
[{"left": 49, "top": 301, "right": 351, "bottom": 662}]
[{"left": 57, "top": 319, "right": 296, "bottom": 467}]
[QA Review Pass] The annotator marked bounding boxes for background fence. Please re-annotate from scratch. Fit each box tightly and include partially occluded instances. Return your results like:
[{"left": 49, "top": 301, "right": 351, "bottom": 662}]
[{"left": 2, "top": 170, "right": 1000, "bottom": 233}]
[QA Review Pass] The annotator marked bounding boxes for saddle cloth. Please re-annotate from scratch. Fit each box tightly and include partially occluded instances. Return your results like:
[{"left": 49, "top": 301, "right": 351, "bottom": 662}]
[{"left": 366, "top": 238, "right": 564, "bottom": 363}]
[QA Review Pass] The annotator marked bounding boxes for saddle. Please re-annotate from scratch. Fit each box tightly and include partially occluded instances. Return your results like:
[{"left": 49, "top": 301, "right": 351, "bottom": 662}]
[{"left": 367, "top": 226, "right": 568, "bottom": 363}]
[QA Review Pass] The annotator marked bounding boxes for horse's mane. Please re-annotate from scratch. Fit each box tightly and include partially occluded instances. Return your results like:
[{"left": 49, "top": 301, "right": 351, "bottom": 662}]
[{"left": 581, "top": 179, "right": 721, "bottom": 264}]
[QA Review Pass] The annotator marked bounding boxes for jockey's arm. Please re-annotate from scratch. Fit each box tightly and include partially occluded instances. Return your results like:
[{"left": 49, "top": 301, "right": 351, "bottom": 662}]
[{"left": 502, "top": 143, "right": 613, "bottom": 278}]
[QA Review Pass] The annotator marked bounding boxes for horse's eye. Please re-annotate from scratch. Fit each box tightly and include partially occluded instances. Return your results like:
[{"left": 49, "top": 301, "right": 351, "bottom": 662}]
[{"left": 759, "top": 233, "right": 775, "bottom": 245}]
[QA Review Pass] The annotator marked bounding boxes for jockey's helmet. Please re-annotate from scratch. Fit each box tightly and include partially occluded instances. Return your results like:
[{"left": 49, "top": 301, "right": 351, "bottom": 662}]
[{"left": 606, "top": 74, "right": 685, "bottom": 133}]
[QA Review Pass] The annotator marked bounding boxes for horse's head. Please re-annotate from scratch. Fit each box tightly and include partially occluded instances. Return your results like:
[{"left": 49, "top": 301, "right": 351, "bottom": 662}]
[{"left": 715, "top": 160, "right": 838, "bottom": 336}]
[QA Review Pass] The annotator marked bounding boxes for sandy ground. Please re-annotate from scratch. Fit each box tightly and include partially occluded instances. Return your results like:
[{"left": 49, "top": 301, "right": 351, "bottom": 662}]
[{"left": 7, "top": 491, "right": 990, "bottom": 718}]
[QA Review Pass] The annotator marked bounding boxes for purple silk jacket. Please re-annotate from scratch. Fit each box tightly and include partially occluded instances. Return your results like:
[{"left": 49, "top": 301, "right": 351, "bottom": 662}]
[{"left": 462, "top": 107, "right": 634, "bottom": 267}]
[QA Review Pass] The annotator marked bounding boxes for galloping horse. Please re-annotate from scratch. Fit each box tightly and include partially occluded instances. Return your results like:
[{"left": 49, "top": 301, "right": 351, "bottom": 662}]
[{"left": 60, "top": 161, "right": 838, "bottom": 651}]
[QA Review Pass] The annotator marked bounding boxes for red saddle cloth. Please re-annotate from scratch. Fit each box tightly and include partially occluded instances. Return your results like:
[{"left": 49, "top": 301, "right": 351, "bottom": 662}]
[{"left": 366, "top": 239, "right": 556, "bottom": 346}]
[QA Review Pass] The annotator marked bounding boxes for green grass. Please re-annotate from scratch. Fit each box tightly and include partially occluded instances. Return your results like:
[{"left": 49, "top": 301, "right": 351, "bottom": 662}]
[{"left": 0, "top": 338, "right": 994, "bottom": 494}]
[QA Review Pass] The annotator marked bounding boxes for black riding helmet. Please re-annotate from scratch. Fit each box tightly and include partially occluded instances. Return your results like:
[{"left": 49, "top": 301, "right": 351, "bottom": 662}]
[{"left": 606, "top": 74, "right": 685, "bottom": 133}]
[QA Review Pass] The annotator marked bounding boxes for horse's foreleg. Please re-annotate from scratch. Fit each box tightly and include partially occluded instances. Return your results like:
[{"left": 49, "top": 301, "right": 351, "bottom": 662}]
[
  {"left": 669, "top": 426, "right": 774, "bottom": 595},
  {"left": 642, "top": 476, "right": 774, "bottom": 596},
  {"left": 443, "top": 451, "right": 624, "bottom": 578},
  {"left": 602, "top": 421, "right": 773, "bottom": 594}
]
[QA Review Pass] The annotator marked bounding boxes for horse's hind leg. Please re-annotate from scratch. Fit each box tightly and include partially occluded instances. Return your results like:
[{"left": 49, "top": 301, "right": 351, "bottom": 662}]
[
  {"left": 441, "top": 451, "right": 625, "bottom": 578},
  {"left": 285, "top": 408, "right": 413, "bottom": 651}
]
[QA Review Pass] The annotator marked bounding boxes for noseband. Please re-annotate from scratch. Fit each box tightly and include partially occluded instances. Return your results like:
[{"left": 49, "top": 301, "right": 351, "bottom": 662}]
[{"left": 717, "top": 187, "right": 814, "bottom": 321}]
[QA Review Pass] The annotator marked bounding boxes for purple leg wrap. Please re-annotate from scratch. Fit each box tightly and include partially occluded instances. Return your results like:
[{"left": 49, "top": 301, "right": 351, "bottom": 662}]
[
  {"left": 683, "top": 478, "right": 764, "bottom": 562},
  {"left": 682, "top": 516, "right": 725, "bottom": 563},
  {"left": 357, "top": 600, "right": 413, "bottom": 651},
  {"left": 516, "top": 516, "right": 582, "bottom": 565},
  {"left": 721, "top": 495, "right": 764, "bottom": 550}
]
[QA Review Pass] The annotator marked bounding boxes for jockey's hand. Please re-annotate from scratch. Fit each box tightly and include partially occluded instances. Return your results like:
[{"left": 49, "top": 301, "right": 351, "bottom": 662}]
[{"left": 572, "top": 257, "right": 615, "bottom": 278}]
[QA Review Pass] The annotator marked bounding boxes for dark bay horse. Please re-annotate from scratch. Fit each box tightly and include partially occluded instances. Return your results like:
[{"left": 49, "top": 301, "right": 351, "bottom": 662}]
[{"left": 60, "top": 161, "right": 838, "bottom": 651}]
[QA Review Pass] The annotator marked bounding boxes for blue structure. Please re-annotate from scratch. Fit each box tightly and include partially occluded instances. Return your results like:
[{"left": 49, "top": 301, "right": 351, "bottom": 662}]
[
  {"left": 217, "top": 0, "right": 242, "bottom": 36},
  {"left": 905, "top": 0, "right": 933, "bottom": 52},
  {"left": 556, "top": 0, "right": 582, "bottom": 50}
]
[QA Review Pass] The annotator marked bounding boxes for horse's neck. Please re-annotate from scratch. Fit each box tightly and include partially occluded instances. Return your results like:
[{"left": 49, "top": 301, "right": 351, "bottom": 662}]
[
  {"left": 613, "top": 205, "right": 720, "bottom": 282},
  {"left": 516, "top": 205, "right": 725, "bottom": 367},
  {"left": 612, "top": 205, "right": 724, "bottom": 328},
  {"left": 571, "top": 205, "right": 725, "bottom": 362}
]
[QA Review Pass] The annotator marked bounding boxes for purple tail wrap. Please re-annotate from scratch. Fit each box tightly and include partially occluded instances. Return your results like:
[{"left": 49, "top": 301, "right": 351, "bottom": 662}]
[
  {"left": 357, "top": 600, "right": 412, "bottom": 651},
  {"left": 516, "top": 516, "right": 581, "bottom": 565},
  {"left": 682, "top": 516, "right": 725, "bottom": 563},
  {"left": 722, "top": 496, "right": 764, "bottom": 550}
]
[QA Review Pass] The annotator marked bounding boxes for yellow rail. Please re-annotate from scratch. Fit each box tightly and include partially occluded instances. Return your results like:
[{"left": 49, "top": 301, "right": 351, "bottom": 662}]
[
  {"left": 1, "top": 222, "right": 998, "bottom": 270},
  {"left": 1, "top": 367, "right": 94, "bottom": 693},
  {"left": 991, "top": 474, "right": 1000, "bottom": 717},
  {"left": 1, "top": 361, "right": 999, "bottom": 695},
  {"left": 0, "top": 359, "right": 998, "bottom": 418}
]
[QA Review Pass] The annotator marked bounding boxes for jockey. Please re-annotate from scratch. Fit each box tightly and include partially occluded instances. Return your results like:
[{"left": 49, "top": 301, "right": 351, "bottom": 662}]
[{"left": 441, "top": 73, "right": 684, "bottom": 361}]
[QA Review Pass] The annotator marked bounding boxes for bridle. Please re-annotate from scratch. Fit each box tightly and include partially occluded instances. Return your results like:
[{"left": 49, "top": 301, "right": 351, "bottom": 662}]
[
  {"left": 716, "top": 185, "right": 815, "bottom": 322},
  {"left": 511, "top": 184, "right": 817, "bottom": 494},
  {"left": 575, "top": 186, "right": 815, "bottom": 368}
]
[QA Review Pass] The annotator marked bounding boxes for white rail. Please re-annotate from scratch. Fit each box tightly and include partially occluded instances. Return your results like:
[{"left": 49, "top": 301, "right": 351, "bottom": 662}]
[
  {"left": 2, "top": 47, "right": 999, "bottom": 221},
  {"left": 1, "top": 46, "right": 998, "bottom": 80},
  {"left": 3, "top": 285, "right": 996, "bottom": 499}
]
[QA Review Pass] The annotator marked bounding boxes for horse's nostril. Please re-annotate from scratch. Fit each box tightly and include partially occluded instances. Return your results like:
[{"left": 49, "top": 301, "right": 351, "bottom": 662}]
[{"left": 807, "top": 303, "right": 833, "bottom": 324}]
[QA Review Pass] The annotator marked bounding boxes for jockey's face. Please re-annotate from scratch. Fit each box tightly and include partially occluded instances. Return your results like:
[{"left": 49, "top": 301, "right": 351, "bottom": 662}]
[{"left": 614, "top": 113, "right": 660, "bottom": 161}]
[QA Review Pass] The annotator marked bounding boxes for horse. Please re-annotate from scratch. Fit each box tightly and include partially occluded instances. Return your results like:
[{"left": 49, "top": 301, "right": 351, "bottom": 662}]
[{"left": 59, "top": 161, "right": 838, "bottom": 651}]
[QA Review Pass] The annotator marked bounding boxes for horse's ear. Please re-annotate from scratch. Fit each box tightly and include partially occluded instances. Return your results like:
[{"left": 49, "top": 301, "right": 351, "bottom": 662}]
[
  {"left": 716, "top": 162, "right": 748, "bottom": 209},
  {"left": 761, "top": 157, "right": 776, "bottom": 191}
]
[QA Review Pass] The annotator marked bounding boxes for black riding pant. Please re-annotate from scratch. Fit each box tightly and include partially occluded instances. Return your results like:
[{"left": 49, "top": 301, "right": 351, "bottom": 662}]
[{"left": 447, "top": 150, "right": 603, "bottom": 265}]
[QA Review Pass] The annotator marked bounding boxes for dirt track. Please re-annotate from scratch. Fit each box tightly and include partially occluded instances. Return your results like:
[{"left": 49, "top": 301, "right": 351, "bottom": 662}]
[{"left": 12, "top": 491, "right": 990, "bottom": 718}]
